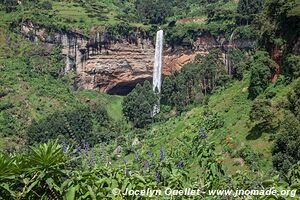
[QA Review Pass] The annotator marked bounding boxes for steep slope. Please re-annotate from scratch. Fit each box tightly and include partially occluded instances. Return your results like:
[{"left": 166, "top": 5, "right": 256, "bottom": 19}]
[{"left": 126, "top": 76, "right": 298, "bottom": 176}]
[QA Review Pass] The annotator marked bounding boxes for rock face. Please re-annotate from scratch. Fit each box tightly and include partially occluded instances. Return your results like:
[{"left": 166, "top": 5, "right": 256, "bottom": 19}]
[
  {"left": 20, "top": 22, "right": 254, "bottom": 95},
  {"left": 21, "top": 21, "right": 89, "bottom": 75},
  {"left": 83, "top": 38, "right": 155, "bottom": 94}
]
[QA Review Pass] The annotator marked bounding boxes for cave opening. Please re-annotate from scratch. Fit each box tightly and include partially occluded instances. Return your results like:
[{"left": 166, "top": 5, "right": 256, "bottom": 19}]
[{"left": 107, "top": 78, "right": 152, "bottom": 96}]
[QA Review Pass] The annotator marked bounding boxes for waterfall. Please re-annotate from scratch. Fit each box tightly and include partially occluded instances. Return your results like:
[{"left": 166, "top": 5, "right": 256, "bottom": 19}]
[
  {"left": 226, "top": 30, "right": 236, "bottom": 75},
  {"left": 152, "top": 30, "right": 164, "bottom": 116}
]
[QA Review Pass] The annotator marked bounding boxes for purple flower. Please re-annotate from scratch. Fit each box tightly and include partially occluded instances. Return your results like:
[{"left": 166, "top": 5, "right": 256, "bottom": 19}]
[
  {"left": 60, "top": 140, "right": 67, "bottom": 153},
  {"left": 177, "top": 160, "right": 183, "bottom": 169},
  {"left": 144, "top": 160, "right": 150, "bottom": 170},
  {"left": 155, "top": 171, "right": 161, "bottom": 183},
  {"left": 159, "top": 146, "right": 164, "bottom": 161}
]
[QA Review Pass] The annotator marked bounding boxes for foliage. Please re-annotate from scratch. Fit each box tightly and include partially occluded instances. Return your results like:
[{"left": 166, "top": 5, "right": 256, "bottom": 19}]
[
  {"left": 272, "top": 115, "right": 300, "bottom": 174},
  {"left": 206, "top": 6, "right": 236, "bottom": 36},
  {"left": 0, "top": 140, "right": 67, "bottom": 199},
  {"left": 282, "top": 54, "right": 300, "bottom": 80},
  {"left": 255, "top": 0, "right": 300, "bottom": 49},
  {"left": 161, "top": 49, "right": 229, "bottom": 112},
  {"left": 135, "top": 0, "right": 173, "bottom": 24},
  {"left": 27, "top": 106, "right": 110, "bottom": 146},
  {"left": 201, "top": 108, "right": 224, "bottom": 131},
  {"left": 286, "top": 79, "right": 300, "bottom": 117},
  {"left": 0, "top": 0, "right": 18, "bottom": 12},
  {"left": 228, "top": 48, "right": 249, "bottom": 80},
  {"left": 248, "top": 51, "right": 276, "bottom": 99},
  {"left": 91, "top": 105, "right": 109, "bottom": 126},
  {"left": 237, "top": 0, "right": 263, "bottom": 25},
  {"left": 237, "top": 145, "right": 262, "bottom": 171},
  {"left": 249, "top": 98, "right": 276, "bottom": 132},
  {"left": 122, "top": 80, "right": 158, "bottom": 128},
  {"left": 272, "top": 81, "right": 300, "bottom": 174}
]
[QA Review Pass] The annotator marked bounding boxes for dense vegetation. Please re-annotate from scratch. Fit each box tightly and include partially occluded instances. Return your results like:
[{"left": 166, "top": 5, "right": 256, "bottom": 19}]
[{"left": 0, "top": 0, "right": 300, "bottom": 199}]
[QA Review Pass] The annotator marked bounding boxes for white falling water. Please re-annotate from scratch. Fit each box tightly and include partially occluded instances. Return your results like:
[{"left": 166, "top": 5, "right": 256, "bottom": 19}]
[
  {"left": 152, "top": 30, "right": 164, "bottom": 116},
  {"left": 226, "top": 30, "right": 236, "bottom": 75}
]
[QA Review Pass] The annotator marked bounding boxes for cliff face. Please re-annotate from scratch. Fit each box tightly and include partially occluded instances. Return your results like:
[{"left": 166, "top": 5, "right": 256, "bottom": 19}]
[{"left": 20, "top": 22, "right": 253, "bottom": 95}]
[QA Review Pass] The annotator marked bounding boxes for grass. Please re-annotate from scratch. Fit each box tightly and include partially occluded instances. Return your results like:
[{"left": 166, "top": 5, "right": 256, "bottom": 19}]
[
  {"left": 130, "top": 76, "right": 297, "bottom": 176},
  {"left": 76, "top": 90, "right": 124, "bottom": 121}
]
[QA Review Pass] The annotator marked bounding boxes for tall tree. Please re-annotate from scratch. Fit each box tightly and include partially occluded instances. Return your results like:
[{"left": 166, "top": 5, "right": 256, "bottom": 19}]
[
  {"left": 237, "top": 0, "right": 263, "bottom": 25},
  {"left": 122, "top": 81, "right": 157, "bottom": 128},
  {"left": 135, "top": 0, "right": 172, "bottom": 24},
  {"left": 248, "top": 51, "right": 275, "bottom": 99}
]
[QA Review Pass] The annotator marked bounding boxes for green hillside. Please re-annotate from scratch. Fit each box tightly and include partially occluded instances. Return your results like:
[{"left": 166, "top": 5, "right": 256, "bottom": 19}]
[{"left": 0, "top": 0, "right": 300, "bottom": 199}]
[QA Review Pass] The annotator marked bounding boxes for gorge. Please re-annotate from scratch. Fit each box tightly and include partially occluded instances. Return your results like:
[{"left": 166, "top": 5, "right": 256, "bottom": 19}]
[{"left": 20, "top": 21, "right": 256, "bottom": 95}]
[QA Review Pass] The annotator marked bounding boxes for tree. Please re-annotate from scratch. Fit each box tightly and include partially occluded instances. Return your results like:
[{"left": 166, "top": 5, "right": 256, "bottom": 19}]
[
  {"left": 122, "top": 90, "right": 139, "bottom": 124},
  {"left": 272, "top": 115, "right": 300, "bottom": 174},
  {"left": 135, "top": 0, "right": 172, "bottom": 24},
  {"left": 287, "top": 79, "right": 300, "bottom": 117},
  {"left": 249, "top": 98, "right": 276, "bottom": 132},
  {"left": 254, "top": 0, "right": 299, "bottom": 50},
  {"left": 122, "top": 81, "right": 158, "bottom": 128},
  {"left": 237, "top": 0, "right": 263, "bottom": 25},
  {"left": 272, "top": 81, "right": 300, "bottom": 174},
  {"left": 161, "top": 49, "right": 229, "bottom": 112},
  {"left": 228, "top": 49, "right": 248, "bottom": 80},
  {"left": 248, "top": 51, "right": 276, "bottom": 99},
  {"left": 283, "top": 54, "right": 300, "bottom": 80},
  {"left": 27, "top": 107, "right": 97, "bottom": 145},
  {"left": 161, "top": 76, "right": 175, "bottom": 105}
]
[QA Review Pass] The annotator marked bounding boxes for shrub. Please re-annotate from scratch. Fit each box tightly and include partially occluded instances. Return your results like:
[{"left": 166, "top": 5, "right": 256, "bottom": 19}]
[
  {"left": 272, "top": 115, "right": 300, "bottom": 174},
  {"left": 249, "top": 98, "right": 276, "bottom": 132},
  {"left": 237, "top": 145, "right": 261, "bottom": 171},
  {"left": 92, "top": 105, "right": 109, "bottom": 125},
  {"left": 237, "top": 0, "right": 263, "bottom": 25},
  {"left": 272, "top": 81, "right": 300, "bottom": 173},
  {"left": 282, "top": 54, "right": 300, "bottom": 80},
  {"left": 27, "top": 107, "right": 93, "bottom": 144},
  {"left": 248, "top": 51, "right": 276, "bottom": 99},
  {"left": 122, "top": 80, "right": 158, "bottom": 128}
]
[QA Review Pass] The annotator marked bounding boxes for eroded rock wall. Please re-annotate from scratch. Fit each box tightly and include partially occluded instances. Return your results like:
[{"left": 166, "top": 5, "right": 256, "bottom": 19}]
[{"left": 20, "top": 22, "right": 253, "bottom": 94}]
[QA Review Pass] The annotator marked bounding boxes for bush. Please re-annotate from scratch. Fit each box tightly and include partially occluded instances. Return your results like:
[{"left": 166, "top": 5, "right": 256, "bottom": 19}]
[
  {"left": 272, "top": 115, "right": 300, "bottom": 174},
  {"left": 237, "top": 145, "right": 261, "bottom": 171},
  {"left": 282, "top": 54, "right": 300, "bottom": 80},
  {"left": 248, "top": 51, "right": 276, "bottom": 99},
  {"left": 202, "top": 108, "right": 224, "bottom": 130},
  {"left": 27, "top": 107, "right": 94, "bottom": 144},
  {"left": 272, "top": 82, "right": 300, "bottom": 173},
  {"left": 122, "top": 80, "right": 158, "bottom": 128},
  {"left": 161, "top": 49, "right": 228, "bottom": 112},
  {"left": 135, "top": 0, "right": 173, "bottom": 24},
  {"left": 92, "top": 105, "right": 109, "bottom": 125},
  {"left": 249, "top": 98, "right": 276, "bottom": 132}
]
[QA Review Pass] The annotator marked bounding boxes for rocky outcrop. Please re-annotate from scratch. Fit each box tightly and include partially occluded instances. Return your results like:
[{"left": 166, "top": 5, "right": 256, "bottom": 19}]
[
  {"left": 82, "top": 38, "right": 155, "bottom": 94},
  {"left": 21, "top": 21, "right": 89, "bottom": 76},
  {"left": 20, "top": 22, "right": 254, "bottom": 95}
]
